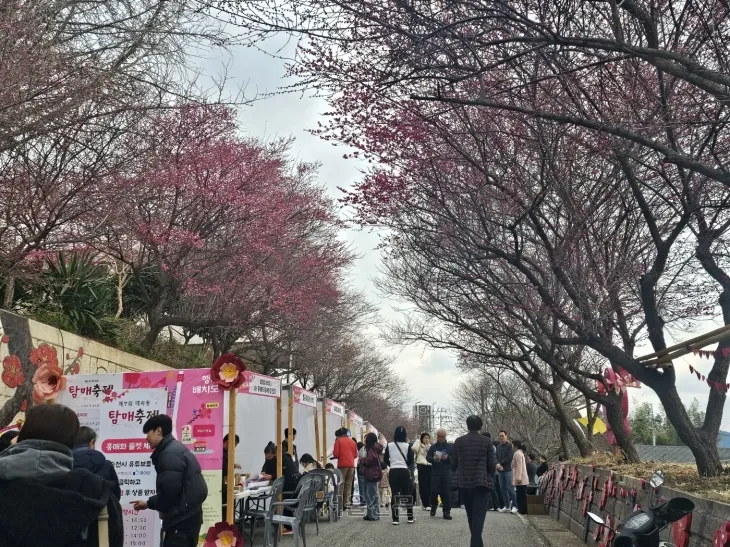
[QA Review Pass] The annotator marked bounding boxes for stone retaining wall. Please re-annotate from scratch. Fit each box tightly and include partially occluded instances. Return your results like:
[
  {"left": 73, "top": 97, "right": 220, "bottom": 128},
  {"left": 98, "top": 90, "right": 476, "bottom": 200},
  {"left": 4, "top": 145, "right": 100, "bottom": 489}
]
[
  {"left": 0, "top": 311, "right": 170, "bottom": 426},
  {"left": 542, "top": 464, "right": 730, "bottom": 546}
]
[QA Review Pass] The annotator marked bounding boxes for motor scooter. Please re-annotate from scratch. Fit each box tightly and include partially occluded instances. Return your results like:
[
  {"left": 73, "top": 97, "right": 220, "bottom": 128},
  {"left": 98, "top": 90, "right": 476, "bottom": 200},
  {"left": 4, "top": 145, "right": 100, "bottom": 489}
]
[{"left": 587, "top": 470, "right": 694, "bottom": 547}]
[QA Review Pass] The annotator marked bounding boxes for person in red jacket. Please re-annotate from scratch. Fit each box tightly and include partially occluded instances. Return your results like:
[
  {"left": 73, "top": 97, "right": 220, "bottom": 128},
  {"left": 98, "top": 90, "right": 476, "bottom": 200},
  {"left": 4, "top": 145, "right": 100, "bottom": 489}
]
[{"left": 333, "top": 428, "right": 358, "bottom": 512}]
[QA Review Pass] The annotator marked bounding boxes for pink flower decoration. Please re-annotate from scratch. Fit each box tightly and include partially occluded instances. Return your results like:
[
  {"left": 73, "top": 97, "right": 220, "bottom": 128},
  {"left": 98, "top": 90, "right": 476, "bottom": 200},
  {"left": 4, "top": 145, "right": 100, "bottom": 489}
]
[
  {"left": 204, "top": 522, "right": 243, "bottom": 547},
  {"left": 29, "top": 344, "right": 58, "bottom": 369},
  {"left": 210, "top": 354, "right": 246, "bottom": 391},
  {"left": 32, "top": 363, "right": 67, "bottom": 403}
]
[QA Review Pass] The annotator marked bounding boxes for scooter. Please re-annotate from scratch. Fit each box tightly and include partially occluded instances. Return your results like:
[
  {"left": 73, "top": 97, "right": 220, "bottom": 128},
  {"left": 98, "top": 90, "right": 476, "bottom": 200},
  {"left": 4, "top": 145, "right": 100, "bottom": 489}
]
[{"left": 587, "top": 470, "right": 694, "bottom": 547}]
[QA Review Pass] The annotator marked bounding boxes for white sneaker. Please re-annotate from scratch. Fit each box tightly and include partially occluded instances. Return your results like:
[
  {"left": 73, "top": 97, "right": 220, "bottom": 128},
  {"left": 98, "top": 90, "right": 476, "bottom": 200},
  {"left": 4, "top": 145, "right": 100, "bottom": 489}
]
[
  {"left": 511, "top": 507, "right": 519, "bottom": 514},
  {"left": 497, "top": 507, "right": 509, "bottom": 513},
  {"left": 392, "top": 521, "right": 399, "bottom": 525}
]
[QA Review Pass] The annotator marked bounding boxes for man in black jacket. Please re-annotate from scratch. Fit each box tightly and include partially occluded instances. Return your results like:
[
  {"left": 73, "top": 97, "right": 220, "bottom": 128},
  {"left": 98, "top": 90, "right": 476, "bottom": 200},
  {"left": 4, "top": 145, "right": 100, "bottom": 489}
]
[
  {"left": 495, "top": 429, "right": 517, "bottom": 513},
  {"left": 452, "top": 416, "right": 496, "bottom": 547},
  {"left": 73, "top": 426, "right": 122, "bottom": 499},
  {"left": 426, "top": 428, "right": 453, "bottom": 519},
  {"left": 133, "top": 415, "right": 208, "bottom": 547}
]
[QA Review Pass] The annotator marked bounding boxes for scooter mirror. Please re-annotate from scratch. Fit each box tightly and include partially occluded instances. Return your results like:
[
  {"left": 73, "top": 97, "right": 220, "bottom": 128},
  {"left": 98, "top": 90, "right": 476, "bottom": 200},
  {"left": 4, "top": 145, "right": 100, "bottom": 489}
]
[
  {"left": 587, "top": 512, "right": 605, "bottom": 525},
  {"left": 649, "top": 469, "right": 665, "bottom": 488}
]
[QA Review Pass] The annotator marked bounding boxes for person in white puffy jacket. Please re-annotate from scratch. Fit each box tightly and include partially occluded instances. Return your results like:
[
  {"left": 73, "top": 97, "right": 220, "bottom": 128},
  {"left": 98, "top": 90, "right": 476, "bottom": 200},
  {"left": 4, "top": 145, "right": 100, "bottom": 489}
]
[{"left": 411, "top": 432, "right": 432, "bottom": 510}]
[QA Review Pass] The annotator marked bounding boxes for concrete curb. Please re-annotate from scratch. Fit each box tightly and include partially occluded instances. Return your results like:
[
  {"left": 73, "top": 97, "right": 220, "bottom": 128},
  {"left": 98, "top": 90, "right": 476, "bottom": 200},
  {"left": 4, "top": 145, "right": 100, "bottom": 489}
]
[{"left": 518, "top": 513, "right": 587, "bottom": 547}]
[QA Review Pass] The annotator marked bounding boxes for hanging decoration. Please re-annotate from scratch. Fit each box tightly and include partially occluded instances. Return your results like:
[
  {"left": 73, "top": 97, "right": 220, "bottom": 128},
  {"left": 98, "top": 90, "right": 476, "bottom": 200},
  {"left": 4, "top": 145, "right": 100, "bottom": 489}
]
[{"left": 686, "top": 363, "right": 729, "bottom": 393}]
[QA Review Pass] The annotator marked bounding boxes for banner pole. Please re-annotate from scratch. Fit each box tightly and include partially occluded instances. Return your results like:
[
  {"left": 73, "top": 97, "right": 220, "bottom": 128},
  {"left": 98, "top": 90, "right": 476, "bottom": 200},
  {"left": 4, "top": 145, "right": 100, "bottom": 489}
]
[
  {"left": 321, "top": 400, "right": 327, "bottom": 466},
  {"left": 226, "top": 388, "right": 236, "bottom": 525},
  {"left": 314, "top": 406, "right": 321, "bottom": 464},
  {"left": 287, "top": 387, "right": 294, "bottom": 457}
]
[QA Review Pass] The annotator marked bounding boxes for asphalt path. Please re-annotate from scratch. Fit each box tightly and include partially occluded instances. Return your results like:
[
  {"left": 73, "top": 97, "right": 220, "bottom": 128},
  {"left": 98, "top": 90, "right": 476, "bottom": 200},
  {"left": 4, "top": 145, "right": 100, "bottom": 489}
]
[{"left": 274, "top": 505, "right": 549, "bottom": 547}]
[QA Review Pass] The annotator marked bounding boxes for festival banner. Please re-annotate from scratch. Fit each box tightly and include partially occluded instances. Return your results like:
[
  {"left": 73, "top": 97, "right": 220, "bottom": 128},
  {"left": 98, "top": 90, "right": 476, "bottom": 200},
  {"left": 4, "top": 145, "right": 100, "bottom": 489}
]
[
  {"left": 348, "top": 410, "right": 364, "bottom": 428},
  {"left": 99, "top": 388, "right": 168, "bottom": 547},
  {"left": 293, "top": 385, "right": 317, "bottom": 407},
  {"left": 238, "top": 371, "right": 281, "bottom": 398},
  {"left": 325, "top": 399, "right": 345, "bottom": 417},
  {"left": 57, "top": 369, "right": 225, "bottom": 547}
]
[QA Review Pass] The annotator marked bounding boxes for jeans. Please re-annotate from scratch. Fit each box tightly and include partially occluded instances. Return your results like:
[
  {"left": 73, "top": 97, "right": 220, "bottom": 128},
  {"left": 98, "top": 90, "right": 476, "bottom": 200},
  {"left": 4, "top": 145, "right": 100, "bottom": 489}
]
[
  {"left": 389, "top": 468, "right": 414, "bottom": 522},
  {"left": 461, "top": 487, "right": 489, "bottom": 547},
  {"left": 497, "top": 471, "right": 517, "bottom": 508},
  {"left": 430, "top": 472, "right": 452, "bottom": 515},
  {"left": 365, "top": 480, "right": 380, "bottom": 518},
  {"left": 417, "top": 464, "right": 432, "bottom": 508}
]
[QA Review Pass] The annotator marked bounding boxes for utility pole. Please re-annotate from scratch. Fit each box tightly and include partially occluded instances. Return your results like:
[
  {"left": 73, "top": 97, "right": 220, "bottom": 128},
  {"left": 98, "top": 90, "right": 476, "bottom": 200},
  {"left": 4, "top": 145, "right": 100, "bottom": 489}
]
[{"left": 650, "top": 403, "right": 656, "bottom": 446}]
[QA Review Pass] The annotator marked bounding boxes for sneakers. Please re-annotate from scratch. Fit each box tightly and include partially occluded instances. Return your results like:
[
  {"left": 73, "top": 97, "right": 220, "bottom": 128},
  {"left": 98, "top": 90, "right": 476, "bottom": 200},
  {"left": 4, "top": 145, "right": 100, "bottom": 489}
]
[
  {"left": 444, "top": 514, "right": 453, "bottom": 520},
  {"left": 392, "top": 521, "right": 399, "bottom": 526},
  {"left": 407, "top": 518, "right": 416, "bottom": 523},
  {"left": 511, "top": 507, "right": 519, "bottom": 514},
  {"left": 281, "top": 529, "right": 294, "bottom": 536},
  {"left": 497, "top": 507, "right": 509, "bottom": 513},
  {"left": 422, "top": 505, "right": 430, "bottom": 511}
]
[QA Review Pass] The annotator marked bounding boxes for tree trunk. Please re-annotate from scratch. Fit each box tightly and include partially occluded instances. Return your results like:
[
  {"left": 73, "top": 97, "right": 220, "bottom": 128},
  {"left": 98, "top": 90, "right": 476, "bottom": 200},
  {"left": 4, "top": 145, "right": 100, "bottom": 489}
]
[
  {"left": 604, "top": 396, "right": 640, "bottom": 462},
  {"left": 655, "top": 380, "right": 723, "bottom": 476},
  {"left": 549, "top": 387, "right": 593, "bottom": 457},
  {"left": 0, "top": 311, "right": 36, "bottom": 427},
  {"left": 140, "top": 322, "right": 164, "bottom": 352},
  {"left": 2, "top": 274, "right": 15, "bottom": 309},
  {"left": 559, "top": 422, "right": 571, "bottom": 459},
  {"left": 115, "top": 275, "right": 124, "bottom": 319}
]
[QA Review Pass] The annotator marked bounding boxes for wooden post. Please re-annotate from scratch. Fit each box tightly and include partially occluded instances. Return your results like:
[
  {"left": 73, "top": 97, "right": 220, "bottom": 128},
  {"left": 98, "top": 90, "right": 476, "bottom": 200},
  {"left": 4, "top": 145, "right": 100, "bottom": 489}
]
[
  {"left": 314, "top": 406, "right": 321, "bottom": 464},
  {"left": 275, "top": 394, "right": 283, "bottom": 539},
  {"left": 276, "top": 395, "right": 283, "bottom": 480},
  {"left": 226, "top": 389, "right": 236, "bottom": 525},
  {"left": 287, "top": 387, "right": 294, "bottom": 457},
  {"left": 321, "top": 400, "right": 328, "bottom": 466}
]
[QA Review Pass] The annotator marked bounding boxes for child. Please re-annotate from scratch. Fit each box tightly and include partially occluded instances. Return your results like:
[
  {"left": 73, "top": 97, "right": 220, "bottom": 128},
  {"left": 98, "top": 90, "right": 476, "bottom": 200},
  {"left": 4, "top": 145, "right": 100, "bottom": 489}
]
[{"left": 378, "top": 461, "right": 391, "bottom": 508}]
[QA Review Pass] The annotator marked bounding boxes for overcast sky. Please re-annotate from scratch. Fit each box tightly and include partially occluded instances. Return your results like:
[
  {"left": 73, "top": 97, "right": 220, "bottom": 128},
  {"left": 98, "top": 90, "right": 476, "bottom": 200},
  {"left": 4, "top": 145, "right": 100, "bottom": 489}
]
[{"left": 205, "top": 39, "right": 730, "bottom": 434}]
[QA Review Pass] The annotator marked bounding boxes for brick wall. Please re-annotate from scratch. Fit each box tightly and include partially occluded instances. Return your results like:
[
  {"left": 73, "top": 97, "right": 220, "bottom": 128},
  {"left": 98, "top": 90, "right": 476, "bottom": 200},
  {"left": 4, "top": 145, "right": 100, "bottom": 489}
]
[{"left": 542, "top": 464, "right": 730, "bottom": 546}]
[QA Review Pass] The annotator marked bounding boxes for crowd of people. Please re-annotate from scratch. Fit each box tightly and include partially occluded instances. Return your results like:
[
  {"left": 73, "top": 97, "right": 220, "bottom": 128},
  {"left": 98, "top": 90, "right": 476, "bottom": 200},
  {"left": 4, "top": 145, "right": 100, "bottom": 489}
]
[{"left": 0, "top": 405, "right": 554, "bottom": 547}]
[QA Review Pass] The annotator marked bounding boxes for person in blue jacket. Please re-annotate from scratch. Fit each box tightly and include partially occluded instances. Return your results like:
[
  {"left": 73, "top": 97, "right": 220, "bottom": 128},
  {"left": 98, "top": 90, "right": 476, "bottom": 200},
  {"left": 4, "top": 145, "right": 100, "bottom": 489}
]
[
  {"left": 72, "top": 426, "right": 121, "bottom": 499},
  {"left": 426, "top": 428, "right": 453, "bottom": 519}
]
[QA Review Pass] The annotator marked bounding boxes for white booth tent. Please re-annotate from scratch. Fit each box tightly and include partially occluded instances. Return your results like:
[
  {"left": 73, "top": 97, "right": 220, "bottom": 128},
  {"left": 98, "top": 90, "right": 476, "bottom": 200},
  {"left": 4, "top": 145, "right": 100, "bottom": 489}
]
[
  {"left": 223, "top": 371, "right": 282, "bottom": 477},
  {"left": 281, "top": 385, "right": 318, "bottom": 467}
]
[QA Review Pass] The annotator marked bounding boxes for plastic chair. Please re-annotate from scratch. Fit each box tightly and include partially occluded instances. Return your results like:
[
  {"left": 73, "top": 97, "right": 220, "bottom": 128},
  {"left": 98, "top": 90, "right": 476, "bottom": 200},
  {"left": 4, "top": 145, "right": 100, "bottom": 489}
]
[
  {"left": 308, "top": 469, "right": 338, "bottom": 522},
  {"left": 263, "top": 482, "right": 316, "bottom": 547},
  {"left": 300, "top": 473, "right": 325, "bottom": 535},
  {"left": 244, "top": 477, "right": 285, "bottom": 545}
]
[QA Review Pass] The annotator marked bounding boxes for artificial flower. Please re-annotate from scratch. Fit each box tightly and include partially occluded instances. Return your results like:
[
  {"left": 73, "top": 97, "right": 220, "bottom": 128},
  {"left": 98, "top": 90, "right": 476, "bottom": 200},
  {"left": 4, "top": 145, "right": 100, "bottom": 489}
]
[
  {"left": 210, "top": 353, "right": 246, "bottom": 390},
  {"left": 203, "top": 522, "right": 243, "bottom": 547},
  {"left": 32, "top": 363, "right": 66, "bottom": 402}
]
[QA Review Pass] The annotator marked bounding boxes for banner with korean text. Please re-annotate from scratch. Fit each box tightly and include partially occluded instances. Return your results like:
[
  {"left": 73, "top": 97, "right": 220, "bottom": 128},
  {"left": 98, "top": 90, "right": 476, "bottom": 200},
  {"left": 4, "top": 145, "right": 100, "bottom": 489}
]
[{"left": 57, "top": 369, "right": 224, "bottom": 547}]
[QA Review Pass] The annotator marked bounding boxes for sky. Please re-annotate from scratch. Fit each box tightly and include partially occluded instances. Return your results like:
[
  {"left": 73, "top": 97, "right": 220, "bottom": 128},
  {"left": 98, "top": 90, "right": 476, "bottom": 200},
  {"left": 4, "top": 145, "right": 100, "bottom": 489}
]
[{"left": 201, "top": 37, "right": 730, "bottom": 434}]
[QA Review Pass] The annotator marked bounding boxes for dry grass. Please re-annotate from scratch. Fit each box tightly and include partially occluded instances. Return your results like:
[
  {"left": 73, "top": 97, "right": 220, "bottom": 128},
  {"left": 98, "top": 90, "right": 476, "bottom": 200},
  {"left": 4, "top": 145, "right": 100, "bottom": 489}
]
[{"left": 566, "top": 454, "right": 730, "bottom": 505}]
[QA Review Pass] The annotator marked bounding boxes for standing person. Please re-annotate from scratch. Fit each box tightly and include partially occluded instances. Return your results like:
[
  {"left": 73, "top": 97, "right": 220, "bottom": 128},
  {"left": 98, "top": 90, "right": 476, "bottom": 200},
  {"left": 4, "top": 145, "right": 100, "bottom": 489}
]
[
  {"left": 333, "top": 427, "right": 358, "bottom": 512},
  {"left": 512, "top": 441, "right": 529, "bottom": 514},
  {"left": 221, "top": 434, "right": 240, "bottom": 517},
  {"left": 482, "top": 432, "right": 500, "bottom": 512},
  {"left": 536, "top": 455, "right": 549, "bottom": 477},
  {"left": 411, "top": 432, "right": 432, "bottom": 510},
  {"left": 384, "top": 426, "right": 415, "bottom": 525},
  {"left": 356, "top": 441, "right": 366, "bottom": 506},
  {"left": 73, "top": 426, "right": 122, "bottom": 499},
  {"left": 361, "top": 432, "right": 383, "bottom": 521},
  {"left": 132, "top": 414, "right": 208, "bottom": 547},
  {"left": 426, "top": 428, "right": 453, "bottom": 520},
  {"left": 0, "top": 404, "right": 124, "bottom": 547},
  {"left": 496, "top": 430, "right": 517, "bottom": 513},
  {"left": 284, "top": 428, "right": 298, "bottom": 464},
  {"left": 378, "top": 462, "right": 391, "bottom": 508},
  {"left": 452, "top": 416, "right": 496, "bottom": 547},
  {"left": 526, "top": 453, "right": 538, "bottom": 486}
]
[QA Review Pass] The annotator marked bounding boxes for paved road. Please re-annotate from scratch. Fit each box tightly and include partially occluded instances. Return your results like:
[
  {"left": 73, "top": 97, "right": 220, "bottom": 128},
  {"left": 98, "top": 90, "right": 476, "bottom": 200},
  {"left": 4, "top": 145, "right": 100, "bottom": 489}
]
[{"left": 275, "top": 506, "right": 549, "bottom": 547}]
